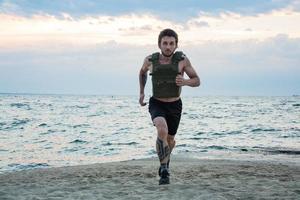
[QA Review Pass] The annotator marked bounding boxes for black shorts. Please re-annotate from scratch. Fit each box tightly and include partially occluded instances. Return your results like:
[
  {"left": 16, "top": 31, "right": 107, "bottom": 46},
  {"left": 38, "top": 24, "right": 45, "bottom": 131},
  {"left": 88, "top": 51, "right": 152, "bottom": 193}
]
[{"left": 148, "top": 97, "right": 182, "bottom": 135}]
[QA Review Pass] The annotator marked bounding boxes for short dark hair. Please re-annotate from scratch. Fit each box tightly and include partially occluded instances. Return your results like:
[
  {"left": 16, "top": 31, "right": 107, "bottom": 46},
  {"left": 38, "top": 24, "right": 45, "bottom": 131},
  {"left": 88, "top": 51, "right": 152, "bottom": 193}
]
[{"left": 158, "top": 28, "right": 178, "bottom": 45}]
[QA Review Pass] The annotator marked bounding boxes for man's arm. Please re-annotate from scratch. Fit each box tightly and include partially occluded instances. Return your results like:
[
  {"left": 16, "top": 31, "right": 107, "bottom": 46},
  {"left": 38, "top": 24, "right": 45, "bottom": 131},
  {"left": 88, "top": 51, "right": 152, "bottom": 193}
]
[
  {"left": 176, "top": 57, "right": 200, "bottom": 87},
  {"left": 139, "top": 56, "right": 151, "bottom": 106}
]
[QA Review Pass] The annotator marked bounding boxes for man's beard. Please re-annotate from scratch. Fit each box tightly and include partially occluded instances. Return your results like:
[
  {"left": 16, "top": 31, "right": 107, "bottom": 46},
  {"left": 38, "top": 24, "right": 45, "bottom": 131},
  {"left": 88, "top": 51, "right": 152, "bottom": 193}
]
[{"left": 161, "top": 50, "right": 174, "bottom": 57}]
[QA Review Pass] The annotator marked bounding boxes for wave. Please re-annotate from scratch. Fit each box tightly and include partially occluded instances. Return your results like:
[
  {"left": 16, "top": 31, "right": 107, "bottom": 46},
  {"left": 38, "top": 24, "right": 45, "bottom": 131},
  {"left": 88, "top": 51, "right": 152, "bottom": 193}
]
[
  {"left": 0, "top": 122, "right": 6, "bottom": 128},
  {"left": 188, "top": 137, "right": 211, "bottom": 140},
  {"left": 0, "top": 118, "right": 31, "bottom": 130},
  {"left": 12, "top": 119, "right": 30, "bottom": 126},
  {"left": 70, "top": 139, "right": 88, "bottom": 144},
  {"left": 102, "top": 142, "right": 138, "bottom": 146},
  {"left": 73, "top": 124, "right": 90, "bottom": 128},
  {"left": 251, "top": 128, "right": 281, "bottom": 132},
  {"left": 38, "top": 123, "right": 48, "bottom": 127},
  {"left": 248, "top": 147, "right": 300, "bottom": 155},
  {"left": 7, "top": 163, "right": 49, "bottom": 171},
  {"left": 262, "top": 149, "right": 300, "bottom": 155},
  {"left": 206, "top": 145, "right": 228, "bottom": 150},
  {"left": 65, "top": 105, "right": 90, "bottom": 109},
  {"left": 10, "top": 103, "right": 31, "bottom": 110}
]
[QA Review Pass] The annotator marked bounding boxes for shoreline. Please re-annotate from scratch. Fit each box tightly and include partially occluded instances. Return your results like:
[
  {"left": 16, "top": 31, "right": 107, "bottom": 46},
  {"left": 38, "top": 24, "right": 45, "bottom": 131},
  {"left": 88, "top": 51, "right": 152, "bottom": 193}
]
[{"left": 1, "top": 156, "right": 299, "bottom": 199}]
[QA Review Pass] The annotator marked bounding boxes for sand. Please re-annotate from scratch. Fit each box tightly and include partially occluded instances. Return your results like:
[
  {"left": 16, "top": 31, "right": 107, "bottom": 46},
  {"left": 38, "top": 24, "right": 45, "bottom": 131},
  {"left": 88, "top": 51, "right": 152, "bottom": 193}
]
[{"left": 0, "top": 156, "right": 299, "bottom": 200}]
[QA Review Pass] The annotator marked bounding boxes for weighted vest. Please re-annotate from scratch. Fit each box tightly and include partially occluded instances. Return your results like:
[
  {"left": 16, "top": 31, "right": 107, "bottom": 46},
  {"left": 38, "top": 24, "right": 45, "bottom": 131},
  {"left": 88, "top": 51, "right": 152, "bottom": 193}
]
[{"left": 149, "top": 51, "right": 185, "bottom": 98}]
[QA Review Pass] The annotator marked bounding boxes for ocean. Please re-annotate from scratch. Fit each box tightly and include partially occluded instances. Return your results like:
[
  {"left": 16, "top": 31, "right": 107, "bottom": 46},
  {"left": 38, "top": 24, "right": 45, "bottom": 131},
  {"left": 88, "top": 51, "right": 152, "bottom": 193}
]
[{"left": 0, "top": 94, "right": 299, "bottom": 173}]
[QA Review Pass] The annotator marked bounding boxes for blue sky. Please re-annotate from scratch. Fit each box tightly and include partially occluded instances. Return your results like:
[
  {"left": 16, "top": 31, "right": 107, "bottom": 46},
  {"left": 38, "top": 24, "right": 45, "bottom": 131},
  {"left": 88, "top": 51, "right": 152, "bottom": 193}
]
[
  {"left": 1, "top": 0, "right": 296, "bottom": 17},
  {"left": 0, "top": 0, "right": 300, "bottom": 96}
]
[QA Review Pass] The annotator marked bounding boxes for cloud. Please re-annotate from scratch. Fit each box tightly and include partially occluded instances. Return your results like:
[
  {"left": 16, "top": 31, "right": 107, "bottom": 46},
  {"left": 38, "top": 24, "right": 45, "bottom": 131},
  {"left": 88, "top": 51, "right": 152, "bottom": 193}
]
[
  {"left": 186, "top": 34, "right": 300, "bottom": 72},
  {"left": 0, "top": 41, "right": 157, "bottom": 95},
  {"left": 188, "top": 21, "right": 210, "bottom": 28},
  {"left": 182, "top": 8, "right": 300, "bottom": 44},
  {"left": 1, "top": 7, "right": 300, "bottom": 49},
  {"left": 0, "top": 13, "right": 176, "bottom": 48},
  {"left": 182, "top": 34, "right": 300, "bottom": 95},
  {"left": 1, "top": 3, "right": 300, "bottom": 95},
  {"left": 0, "top": 0, "right": 20, "bottom": 13},
  {"left": 0, "top": 0, "right": 296, "bottom": 19},
  {"left": 1, "top": 35, "right": 299, "bottom": 95},
  {"left": 289, "top": 0, "right": 300, "bottom": 11}
]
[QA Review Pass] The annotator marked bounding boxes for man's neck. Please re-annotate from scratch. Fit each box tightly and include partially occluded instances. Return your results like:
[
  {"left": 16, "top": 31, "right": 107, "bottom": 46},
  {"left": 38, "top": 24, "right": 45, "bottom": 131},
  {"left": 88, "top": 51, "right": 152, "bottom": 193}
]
[{"left": 160, "top": 53, "right": 173, "bottom": 63}]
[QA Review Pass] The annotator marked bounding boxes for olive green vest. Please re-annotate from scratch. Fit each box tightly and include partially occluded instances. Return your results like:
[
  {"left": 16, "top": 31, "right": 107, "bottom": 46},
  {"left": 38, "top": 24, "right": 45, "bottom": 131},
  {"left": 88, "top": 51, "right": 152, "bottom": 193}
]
[{"left": 149, "top": 51, "right": 184, "bottom": 98}]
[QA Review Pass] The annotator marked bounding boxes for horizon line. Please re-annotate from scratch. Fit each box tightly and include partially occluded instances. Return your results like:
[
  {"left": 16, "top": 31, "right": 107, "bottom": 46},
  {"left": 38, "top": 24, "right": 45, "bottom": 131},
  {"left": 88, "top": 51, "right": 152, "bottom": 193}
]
[{"left": 0, "top": 92, "right": 299, "bottom": 97}]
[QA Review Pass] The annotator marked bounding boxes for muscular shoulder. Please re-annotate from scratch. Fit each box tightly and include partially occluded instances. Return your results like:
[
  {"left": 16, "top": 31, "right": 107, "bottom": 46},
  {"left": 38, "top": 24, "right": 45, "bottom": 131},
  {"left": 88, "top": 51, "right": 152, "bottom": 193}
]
[
  {"left": 141, "top": 55, "right": 152, "bottom": 72},
  {"left": 145, "top": 55, "right": 152, "bottom": 64},
  {"left": 144, "top": 55, "right": 153, "bottom": 67},
  {"left": 180, "top": 54, "right": 192, "bottom": 68}
]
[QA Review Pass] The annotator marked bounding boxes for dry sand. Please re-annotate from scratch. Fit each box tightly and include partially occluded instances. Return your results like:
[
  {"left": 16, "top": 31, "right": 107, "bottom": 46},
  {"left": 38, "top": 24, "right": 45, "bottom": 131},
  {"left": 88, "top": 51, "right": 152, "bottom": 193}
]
[{"left": 0, "top": 156, "right": 299, "bottom": 200}]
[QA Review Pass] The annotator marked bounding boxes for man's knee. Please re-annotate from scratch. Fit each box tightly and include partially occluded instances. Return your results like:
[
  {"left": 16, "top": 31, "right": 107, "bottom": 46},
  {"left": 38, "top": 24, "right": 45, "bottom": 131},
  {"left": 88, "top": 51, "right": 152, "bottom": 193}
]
[
  {"left": 153, "top": 117, "right": 168, "bottom": 138},
  {"left": 157, "top": 126, "right": 168, "bottom": 135}
]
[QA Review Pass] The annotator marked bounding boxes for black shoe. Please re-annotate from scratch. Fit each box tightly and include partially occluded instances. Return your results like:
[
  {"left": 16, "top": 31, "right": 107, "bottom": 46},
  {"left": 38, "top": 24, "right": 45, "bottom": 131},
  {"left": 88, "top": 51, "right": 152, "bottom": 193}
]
[
  {"left": 159, "top": 176, "right": 170, "bottom": 185},
  {"left": 159, "top": 167, "right": 170, "bottom": 185},
  {"left": 158, "top": 159, "right": 170, "bottom": 177}
]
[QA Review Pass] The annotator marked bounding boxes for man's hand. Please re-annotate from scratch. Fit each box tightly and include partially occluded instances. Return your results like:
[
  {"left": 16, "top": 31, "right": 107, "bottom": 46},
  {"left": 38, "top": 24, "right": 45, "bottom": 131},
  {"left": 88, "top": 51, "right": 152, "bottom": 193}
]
[
  {"left": 139, "top": 94, "right": 147, "bottom": 106},
  {"left": 176, "top": 74, "right": 186, "bottom": 86}
]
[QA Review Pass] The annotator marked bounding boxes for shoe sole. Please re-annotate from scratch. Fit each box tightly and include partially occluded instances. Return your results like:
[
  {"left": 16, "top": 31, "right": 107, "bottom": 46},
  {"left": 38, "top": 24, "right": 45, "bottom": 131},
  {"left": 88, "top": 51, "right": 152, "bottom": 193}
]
[
  {"left": 159, "top": 177, "right": 170, "bottom": 185},
  {"left": 159, "top": 168, "right": 170, "bottom": 185}
]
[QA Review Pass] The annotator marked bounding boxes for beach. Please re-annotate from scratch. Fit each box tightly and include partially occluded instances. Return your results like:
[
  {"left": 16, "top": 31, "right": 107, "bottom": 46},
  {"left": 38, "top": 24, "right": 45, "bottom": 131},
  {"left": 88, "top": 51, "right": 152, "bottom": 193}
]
[
  {"left": 1, "top": 156, "right": 299, "bottom": 200},
  {"left": 1, "top": 95, "right": 299, "bottom": 199}
]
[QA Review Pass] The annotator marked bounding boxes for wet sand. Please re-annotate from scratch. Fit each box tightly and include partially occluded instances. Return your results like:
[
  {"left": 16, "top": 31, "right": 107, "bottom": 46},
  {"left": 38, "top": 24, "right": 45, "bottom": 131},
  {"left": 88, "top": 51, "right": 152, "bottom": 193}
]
[{"left": 0, "top": 156, "right": 299, "bottom": 200}]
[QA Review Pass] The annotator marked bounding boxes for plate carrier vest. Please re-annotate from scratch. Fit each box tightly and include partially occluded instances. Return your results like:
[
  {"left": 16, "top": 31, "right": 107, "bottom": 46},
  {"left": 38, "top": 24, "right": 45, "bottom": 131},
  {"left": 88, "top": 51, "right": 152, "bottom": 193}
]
[{"left": 149, "top": 51, "right": 185, "bottom": 98}]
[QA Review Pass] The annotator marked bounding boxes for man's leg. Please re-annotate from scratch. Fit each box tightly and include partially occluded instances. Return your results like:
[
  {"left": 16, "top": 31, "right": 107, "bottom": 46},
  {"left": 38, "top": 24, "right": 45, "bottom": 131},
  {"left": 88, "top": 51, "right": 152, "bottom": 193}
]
[
  {"left": 167, "top": 135, "right": 176, "bottom": 168},
  {"left": 153, "top": 117, "right": 170, "bottom": 165},
  {"left": 165, "top": 99, "right": 182, "bottom": 169},
  {"left": 153, "top": 117, "right": 170, "bottom": 184}
]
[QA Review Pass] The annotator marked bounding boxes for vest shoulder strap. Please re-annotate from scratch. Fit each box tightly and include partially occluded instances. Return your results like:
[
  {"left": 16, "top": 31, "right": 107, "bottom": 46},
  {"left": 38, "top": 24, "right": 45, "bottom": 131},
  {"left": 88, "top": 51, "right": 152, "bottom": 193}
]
[
  {"left": 148, "top": 52, "right": 160, "bottom": 65},
  {"left": 172, "top": 51, "right": 185, "bottom": 64},
  {"left": 149, "top": 51, "right": 185, "bottom": 65}
]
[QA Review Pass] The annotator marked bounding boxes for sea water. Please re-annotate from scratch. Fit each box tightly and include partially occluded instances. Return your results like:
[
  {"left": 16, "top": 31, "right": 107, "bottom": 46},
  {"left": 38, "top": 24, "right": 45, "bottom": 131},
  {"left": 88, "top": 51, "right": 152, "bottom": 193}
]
[{"left": 0, "top": 94, "right": 299, "bottom": 173}]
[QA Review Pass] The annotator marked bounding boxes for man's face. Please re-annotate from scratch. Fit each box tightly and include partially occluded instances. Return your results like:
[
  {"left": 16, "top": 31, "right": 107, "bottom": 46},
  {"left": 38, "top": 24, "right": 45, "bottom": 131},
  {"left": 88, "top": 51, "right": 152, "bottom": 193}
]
[{"left": 159, "top": 36, "right": 177, "bottom": 57}]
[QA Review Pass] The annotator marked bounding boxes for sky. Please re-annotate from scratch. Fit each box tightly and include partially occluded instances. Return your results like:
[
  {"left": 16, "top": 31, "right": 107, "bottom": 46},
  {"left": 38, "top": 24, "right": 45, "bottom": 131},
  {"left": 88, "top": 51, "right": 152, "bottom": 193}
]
[{"left": 0, "top": 0, "right": 300, "bottom": 96}]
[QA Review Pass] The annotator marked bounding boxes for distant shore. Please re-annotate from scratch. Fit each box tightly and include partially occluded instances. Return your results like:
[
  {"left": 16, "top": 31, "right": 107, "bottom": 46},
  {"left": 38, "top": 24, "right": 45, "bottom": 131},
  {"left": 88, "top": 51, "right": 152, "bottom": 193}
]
[{"left": 0, "top": 156, "right": 299, "bottom": 200}]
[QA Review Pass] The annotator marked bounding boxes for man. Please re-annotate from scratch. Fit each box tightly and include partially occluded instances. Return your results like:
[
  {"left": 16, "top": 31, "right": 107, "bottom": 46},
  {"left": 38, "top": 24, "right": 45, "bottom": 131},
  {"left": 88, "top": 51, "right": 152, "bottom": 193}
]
[{"left": 139, "top": 28, "right": 200, "bottom": 185}]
